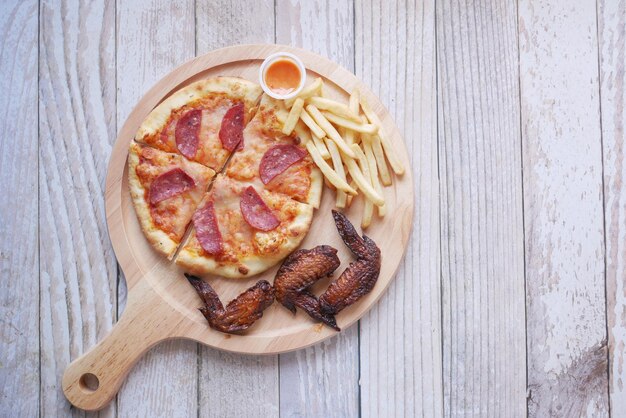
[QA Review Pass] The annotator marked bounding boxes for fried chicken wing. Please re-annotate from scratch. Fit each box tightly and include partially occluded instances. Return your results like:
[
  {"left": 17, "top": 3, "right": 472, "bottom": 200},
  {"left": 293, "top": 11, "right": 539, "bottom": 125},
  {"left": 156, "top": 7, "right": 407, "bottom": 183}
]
[
  {"left": 290, "top": 290, "right": 339, "bottom": 330},
  {"left": 332, "top": 210, "right": 371, "bottom": 258},
  {"left": 319, "top": 211, "right": 382, "bottom": 316},
  {"left": 274, "top": 245, "right": 341, "bottom": 330},
  {"left": 274, "top": 245, "right": 340, "bottom": 308},
  {"left": 185, "top": 274, "right": 275, "bottom": 334}
]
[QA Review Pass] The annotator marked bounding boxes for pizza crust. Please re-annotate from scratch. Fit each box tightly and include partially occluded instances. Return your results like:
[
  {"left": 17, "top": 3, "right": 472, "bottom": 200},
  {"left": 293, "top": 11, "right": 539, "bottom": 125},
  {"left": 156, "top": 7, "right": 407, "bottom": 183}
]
[
  {"left": 128, "top": 142, "right": 214, "bottom": 259},
  {"left": 305, "top": 166, "right": 323, "bottom": 208},
  {"left": 135, "top": 77, "right": 263, "bottom": 142},
  {"left": 175, "top": 203, "right": 313, "bottom": 278},
  {"left": 129, "top": 80, "right": 321, "bottom": 277},
  {"left": 174, "top": 175, "right": 315, "bottom": 279},
  {"left": 128, "top": 144, "right": 179, "bottom": 258}
]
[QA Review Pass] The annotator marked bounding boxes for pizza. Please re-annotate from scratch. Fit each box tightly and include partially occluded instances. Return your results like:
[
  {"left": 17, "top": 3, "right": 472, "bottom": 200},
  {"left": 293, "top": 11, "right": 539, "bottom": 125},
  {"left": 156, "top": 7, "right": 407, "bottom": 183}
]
[
  {"left": 175, "top": 174, "right": 313, "bottom": 278},
  {"left": 225, "top": 95, "right": 322, "bottom": 207},
  {"left": 128, "top": 143, "right": 215, "bottom": 258},
  {"left": 128, "top": 77, "right": 322, "bottom": 278},
  {"left": 135, "top": 77, "right": 263, "bottom": 171}
]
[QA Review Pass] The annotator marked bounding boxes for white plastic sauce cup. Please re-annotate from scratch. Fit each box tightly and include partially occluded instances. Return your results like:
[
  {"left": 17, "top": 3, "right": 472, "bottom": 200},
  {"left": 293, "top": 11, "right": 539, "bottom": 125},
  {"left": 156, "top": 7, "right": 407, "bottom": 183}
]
[{"left": 259, "top": 52, "right": 307, "bottom": 100}]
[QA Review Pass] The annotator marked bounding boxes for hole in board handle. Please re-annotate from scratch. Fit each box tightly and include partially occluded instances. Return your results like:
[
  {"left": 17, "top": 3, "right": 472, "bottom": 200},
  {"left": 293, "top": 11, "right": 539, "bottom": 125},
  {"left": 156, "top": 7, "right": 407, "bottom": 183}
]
[{"left": 79, "top": 373, "right": 100, "bottom": 393}]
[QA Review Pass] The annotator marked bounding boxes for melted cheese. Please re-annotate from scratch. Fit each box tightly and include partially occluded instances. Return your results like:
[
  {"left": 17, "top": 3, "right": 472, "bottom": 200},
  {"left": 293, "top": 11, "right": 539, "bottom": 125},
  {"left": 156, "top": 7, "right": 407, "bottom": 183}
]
[
  {"left": 140, "top": 95, "right": 236, "bottom": 171},
  {"left": 185, "top": 175, "right": 302, "bottom": 262},
  {"left": 134, "top": 145, "right": 213, "bottom": 240},
  {"left": 226, "top": 101, "right": 316, "bottom": 204}
]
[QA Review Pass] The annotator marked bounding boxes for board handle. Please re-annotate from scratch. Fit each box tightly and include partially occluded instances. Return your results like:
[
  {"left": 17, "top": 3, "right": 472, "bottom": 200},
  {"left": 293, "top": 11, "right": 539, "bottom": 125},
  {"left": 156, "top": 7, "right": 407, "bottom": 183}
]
[{"left": 62, "top": 280, "right": 182, "bottom": 411}]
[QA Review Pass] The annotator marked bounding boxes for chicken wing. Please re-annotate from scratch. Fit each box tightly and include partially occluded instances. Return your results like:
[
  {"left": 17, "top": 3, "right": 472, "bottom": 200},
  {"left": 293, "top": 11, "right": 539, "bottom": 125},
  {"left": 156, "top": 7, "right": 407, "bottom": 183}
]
[
  {"left": 185, "top": 274, "right": 275, "bottom": 334},
  {"left": 290, "top": 290, "right": 339, "bottom": 331},
  {"left": 274, "top": 245, "right": 341, "bottom": 330},
  {"left": 319, "top": 210, "right": 381, "bottom": 315}
]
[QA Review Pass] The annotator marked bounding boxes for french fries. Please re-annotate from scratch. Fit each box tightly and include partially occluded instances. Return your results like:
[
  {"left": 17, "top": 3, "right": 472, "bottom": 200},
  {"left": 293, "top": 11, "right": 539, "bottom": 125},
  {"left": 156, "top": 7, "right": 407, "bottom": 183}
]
[
  {"left": 293, "top": 120, "right": 312, "bottom": 144},
  {"left": 305, "top": 141, "right": 357, "bottom": 195},
  {"left": 324, "top": 138, "right": 348, "bottom": 208},
  {"left": 308, "top": 96, "right": 361, "bottom": 123},
  {"left": 277, "top": 78, "right": 405, "bottom": 228},
  {"left": 346, "top": 179, "right": 357, "bottom": 207},
  {"left": 362, "top": 192, "right": 374, "bottom": 228},
  {"left": 285, "top": 77, "right": 323, "bottom": 108},
  {"left": 371, "top": 134, "right": 392, "bottom": 186},
  {"left": 351, "top": 143, "right": 374, "bottom": 228},
  {"left": 344, "top": 90, "right": 360, "bottom": 145},
  {"left": 290, "top": 113, "right": 328, "bottom": 167},
  {"left": 344, "top": 145, "right": 384, "bottom": 207},
  {"left": 282, "top": 98, "right": 304, "bottom": 135},
  {"left": 306, "top": 104, "right": 356, "bottom": 159},
  {"left": 359, "top": 95, "right": 405, "bottom": 175},
  {"left": 311, "top": 132, "right": 330, "bottom": 160},
  {"left": 324, "top": 176, "right": 336, "bottom": 190},
  {"left": 362, "top": 134, "right": 386, "bottom": 217},
  {"left": 344, "top": 129, "right": 355, "bottom": 146},
  {"left": 299, "top": 108, "right": 326, "bottom": 139},
  {"left": 349, "top": 89, "right": 360, "bottom": 112},
  {"left": 357, "top": 113, "right": 389, "bottom": 186},
  {"left": 351, "top": 144, "right": 370, "bottom": 178},
  {"left": 321, "top": 111, "right": 378, "bottom": 134}
]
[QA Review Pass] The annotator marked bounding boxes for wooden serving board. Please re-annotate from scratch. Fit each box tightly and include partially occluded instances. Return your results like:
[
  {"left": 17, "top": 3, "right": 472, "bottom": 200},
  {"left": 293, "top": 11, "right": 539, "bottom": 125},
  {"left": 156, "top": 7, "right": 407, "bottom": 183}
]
[{"left": 62, "top": 44, "right": 414, "bottom": 411}]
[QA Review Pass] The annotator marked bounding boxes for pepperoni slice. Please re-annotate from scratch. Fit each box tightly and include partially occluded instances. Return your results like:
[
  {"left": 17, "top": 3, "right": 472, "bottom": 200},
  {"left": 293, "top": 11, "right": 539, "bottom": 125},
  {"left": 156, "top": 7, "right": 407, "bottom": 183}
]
[
  {"left": 259, "top": 144, "right": 307, "bottom": 185},
  {"left": 219, "top": 103, "right": 245, "bottom": 152},
  {"left": 149, "top": 168, "right": 195, "bottom": 204},
  {"left": 240, "top": 186, "right": 280, "bottom": 231},
  {"left": 193, "top": 200, "right": 223, "bottom": 255},
  {"left": 175, "top": 109, "right": 202, "bottom": 158}
]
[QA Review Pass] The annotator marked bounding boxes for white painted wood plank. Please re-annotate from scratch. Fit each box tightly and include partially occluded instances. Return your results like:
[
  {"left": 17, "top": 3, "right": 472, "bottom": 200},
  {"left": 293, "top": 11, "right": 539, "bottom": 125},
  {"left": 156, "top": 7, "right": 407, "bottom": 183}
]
[
  {"left": 115, "top": 1, "right": 198, "bottom": 416},
  {"left": 38, "top": 0, "right": 117, "bottom": 416},
  {"left": 355, "top": 0, "right": 444, "bottom": 416},
  {"left": 0, "top": 1, "right": 39, "bottom": 416},
  {"left": 194, "top": 2, "right": 280, "bottom": 417},
  {"left": 196, "top": 0, "right": 274, "bottom": 50},
  {"left": 598, "top": 0, "right": 626, "bottom": 414},
  {"left": 437, "top": 0, "right": 526, "bottom": 416},
  {"left": 198, "top": 350, "right": 278, "bottom": 417},
  {"left": 275, "top": 1, "right": 360, "bottom": 417},
  {"left": 519, "top": 0, "right": 609, "bottom": 415}
]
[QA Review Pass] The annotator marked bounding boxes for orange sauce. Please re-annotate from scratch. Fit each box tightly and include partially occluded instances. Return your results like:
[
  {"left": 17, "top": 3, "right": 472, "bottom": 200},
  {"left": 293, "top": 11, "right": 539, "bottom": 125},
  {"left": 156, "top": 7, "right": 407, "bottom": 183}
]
[{"left": 264, "top": 59, "right": 301, "bottom": 95}]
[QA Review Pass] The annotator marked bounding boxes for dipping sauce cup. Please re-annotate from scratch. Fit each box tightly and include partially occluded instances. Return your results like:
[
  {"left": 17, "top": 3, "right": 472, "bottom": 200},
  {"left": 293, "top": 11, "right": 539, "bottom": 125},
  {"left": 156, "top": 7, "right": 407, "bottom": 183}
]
[{"left": 259, "top": 52, "right": 306, "bottom": 100}]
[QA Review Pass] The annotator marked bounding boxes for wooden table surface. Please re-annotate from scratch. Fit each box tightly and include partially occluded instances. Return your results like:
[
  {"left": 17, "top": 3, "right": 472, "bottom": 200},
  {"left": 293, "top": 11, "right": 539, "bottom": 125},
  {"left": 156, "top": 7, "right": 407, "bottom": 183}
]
[{"left": 1, "top": 0, "right": 624, "bottom": 416}]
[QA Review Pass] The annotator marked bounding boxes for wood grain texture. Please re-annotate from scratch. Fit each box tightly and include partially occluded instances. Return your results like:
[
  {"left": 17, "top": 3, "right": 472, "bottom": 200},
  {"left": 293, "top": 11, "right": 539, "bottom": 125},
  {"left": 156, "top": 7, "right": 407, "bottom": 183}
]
[
  {"left": 196, "top": 0, "right": 274, "bottom": 51},
  {"left": 101, "top": 43, "right": 412, "bottom": 346},
  {"left": 276, "top": 2, "right": 360, "bottom": 417},
  {"left": 115, "top": 1, "right": 198, "bottom": 416},
  {"left": 437, "top": 0, "right": 526, "bottom": 416},
  {"left": 195, "top": 2, "right": 280, "bottom": 417},
  {"left": 598, "top": 0, "right": 626, "bottom": 414},
  {"left": 38, "top": 0, "right": 117, "bottom": 416},
  {"left": 0, "top": 1, "right": 39, "bottom": 416},
  {"left": 198, "top": 351, "right": 278, "bottom": 418},
  {"left": 519, "top": 0, "right": 609, "bottom": 415},
  {"left": 355, "top": 0, "right": 444, "bottom": 416},
  {"left": 63, "top": 43, "right": 412, "bottom": 410},
  {"left": 9, "top": 1, "right": 624, "bottom": 415}
]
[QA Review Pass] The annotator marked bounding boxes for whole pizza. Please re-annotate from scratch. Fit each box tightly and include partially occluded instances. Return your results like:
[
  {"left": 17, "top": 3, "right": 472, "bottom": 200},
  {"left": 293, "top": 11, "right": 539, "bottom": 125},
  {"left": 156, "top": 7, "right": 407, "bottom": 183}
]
[{"left": 128, "top": 76, "right": 322, "bottom": 278}]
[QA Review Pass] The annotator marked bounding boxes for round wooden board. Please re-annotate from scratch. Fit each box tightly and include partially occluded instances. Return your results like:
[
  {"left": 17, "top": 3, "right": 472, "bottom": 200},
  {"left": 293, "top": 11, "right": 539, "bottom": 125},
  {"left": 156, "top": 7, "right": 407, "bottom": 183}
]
[{"left": 63, "top": 44, "right": 413, "bottom": 411}]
